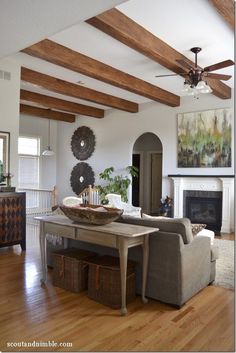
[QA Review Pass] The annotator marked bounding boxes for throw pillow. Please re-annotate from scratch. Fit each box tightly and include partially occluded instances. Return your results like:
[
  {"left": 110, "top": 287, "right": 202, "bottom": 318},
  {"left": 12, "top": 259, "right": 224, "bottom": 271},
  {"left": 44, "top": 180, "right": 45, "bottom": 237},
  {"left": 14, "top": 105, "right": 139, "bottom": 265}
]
[{"left": 191, "top": 223, "right": 207, "bottom": 236}]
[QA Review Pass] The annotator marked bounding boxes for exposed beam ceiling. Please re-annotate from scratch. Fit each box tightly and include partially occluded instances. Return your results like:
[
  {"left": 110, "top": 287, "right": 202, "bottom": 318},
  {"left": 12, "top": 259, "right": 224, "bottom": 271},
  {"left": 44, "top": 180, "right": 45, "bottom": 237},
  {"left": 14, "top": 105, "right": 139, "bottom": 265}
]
[
  {"left": 20, "top": 89, "right": 104, "bottom": 119},
  {"left": 20, "top": 104, "right": 76, "bottom": 123},
  {"left": 21, "top": 67, "right": 138, "bottom": 113},
  {"left": 208, "top": 0, "right": 235, "bottom": 30},
  {"left": 22, "top": 39, "right": 180, "bottom": 107},
  {"left": 87, "top": 8, "right": 232, "bottom": 99}
]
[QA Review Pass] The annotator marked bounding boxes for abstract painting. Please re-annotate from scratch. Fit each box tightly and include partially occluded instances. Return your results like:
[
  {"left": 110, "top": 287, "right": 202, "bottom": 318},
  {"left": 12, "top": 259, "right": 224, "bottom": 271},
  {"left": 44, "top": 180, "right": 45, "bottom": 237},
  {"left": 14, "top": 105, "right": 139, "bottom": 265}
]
[{"left": 177, "top": 108, "right": 232, "bottom": 167}]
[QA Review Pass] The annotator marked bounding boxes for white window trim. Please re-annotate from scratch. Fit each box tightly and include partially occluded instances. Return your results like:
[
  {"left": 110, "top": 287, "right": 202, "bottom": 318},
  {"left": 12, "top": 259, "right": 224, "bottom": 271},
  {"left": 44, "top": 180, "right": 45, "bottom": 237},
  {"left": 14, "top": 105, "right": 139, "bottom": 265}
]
[{"left": 18, "top": 135, "right": 42, "bottom": 189}]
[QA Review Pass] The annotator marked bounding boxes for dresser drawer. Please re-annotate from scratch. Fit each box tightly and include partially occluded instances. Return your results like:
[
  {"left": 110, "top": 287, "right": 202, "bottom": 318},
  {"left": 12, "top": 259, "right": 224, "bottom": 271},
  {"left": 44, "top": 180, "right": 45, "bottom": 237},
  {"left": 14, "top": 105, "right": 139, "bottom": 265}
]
[
  {"left": 76, "top": 229, "right": 117, "bottom": 248},
  {"left": 45, "top": 223, "right": 76, "bottom": 239}
]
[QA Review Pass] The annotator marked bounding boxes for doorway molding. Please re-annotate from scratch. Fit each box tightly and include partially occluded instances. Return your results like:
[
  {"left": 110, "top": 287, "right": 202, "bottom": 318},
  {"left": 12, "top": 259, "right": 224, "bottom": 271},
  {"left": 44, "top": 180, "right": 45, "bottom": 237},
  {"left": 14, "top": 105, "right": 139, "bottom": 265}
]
[{"left": 132, "top": 132, "right": 163, "bottom": 214}]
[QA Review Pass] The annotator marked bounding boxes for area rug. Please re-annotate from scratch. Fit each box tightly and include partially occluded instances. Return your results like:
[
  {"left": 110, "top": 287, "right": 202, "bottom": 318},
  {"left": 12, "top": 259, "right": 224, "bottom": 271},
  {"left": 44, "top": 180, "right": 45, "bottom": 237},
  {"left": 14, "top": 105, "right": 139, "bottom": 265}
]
[{"left": 213, "top": 239, "right": 234, "bottom": 290}]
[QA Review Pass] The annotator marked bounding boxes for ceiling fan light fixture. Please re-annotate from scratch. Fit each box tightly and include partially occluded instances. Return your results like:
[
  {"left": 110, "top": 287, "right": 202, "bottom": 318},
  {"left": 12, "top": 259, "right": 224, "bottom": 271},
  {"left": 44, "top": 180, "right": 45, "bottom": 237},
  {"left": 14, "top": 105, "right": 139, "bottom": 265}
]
[
  {"left": 200, "top": 84, "right": 213, "bottom": 94},
  {"left": 187, "top": 90, "right": 195, "bottom": 96},
  {"left": 196, "top": 80, "right": 206, "bottom": 90},
  {"left": 182, "top": 82, "right": 191, "bottom": 92}
]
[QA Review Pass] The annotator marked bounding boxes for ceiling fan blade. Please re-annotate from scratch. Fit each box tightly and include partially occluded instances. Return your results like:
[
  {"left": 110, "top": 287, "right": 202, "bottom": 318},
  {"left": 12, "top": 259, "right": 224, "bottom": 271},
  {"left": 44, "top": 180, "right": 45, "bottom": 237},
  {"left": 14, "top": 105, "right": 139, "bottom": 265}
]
[
  {"left": 204, "top": 72, "right": 232, "bottom": 81},
  {"left": 204, "top": 60, "right": 234, "bottom": 72},
  {"left": 155, "top": 73, "right": 179, "bottom": 78},
  {"left": 176, "top": 59, "right": 194, "bottom": 70}
]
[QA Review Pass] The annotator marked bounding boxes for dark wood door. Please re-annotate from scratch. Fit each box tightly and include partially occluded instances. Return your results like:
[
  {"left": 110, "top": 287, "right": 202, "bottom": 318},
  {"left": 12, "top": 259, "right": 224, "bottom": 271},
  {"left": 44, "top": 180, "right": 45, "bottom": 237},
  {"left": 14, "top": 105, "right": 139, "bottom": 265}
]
[
  {"left": 151, "top": 153, "right": 162, "bottom": 215},
  {"left": 132, "top": 154, "right": 140, "bottom": 206}
]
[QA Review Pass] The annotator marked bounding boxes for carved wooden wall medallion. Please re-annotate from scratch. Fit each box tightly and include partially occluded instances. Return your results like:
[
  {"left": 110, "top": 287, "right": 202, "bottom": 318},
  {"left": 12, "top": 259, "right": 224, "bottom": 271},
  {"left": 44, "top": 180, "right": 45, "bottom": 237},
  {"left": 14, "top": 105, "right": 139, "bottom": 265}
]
[
  {"left": 70, "top": 162, "right": 95, "bottom": 195},
  {"left": 71, "top": 126, "right": 96, "bottom": 160}
]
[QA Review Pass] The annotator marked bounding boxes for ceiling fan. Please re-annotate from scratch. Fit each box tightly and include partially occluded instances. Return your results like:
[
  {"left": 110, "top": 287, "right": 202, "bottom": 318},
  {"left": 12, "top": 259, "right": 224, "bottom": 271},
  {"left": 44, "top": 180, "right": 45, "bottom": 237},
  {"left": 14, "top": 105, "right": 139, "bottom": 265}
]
[{"left": 155, "top": 47, "right": 234, "bottom": 93}]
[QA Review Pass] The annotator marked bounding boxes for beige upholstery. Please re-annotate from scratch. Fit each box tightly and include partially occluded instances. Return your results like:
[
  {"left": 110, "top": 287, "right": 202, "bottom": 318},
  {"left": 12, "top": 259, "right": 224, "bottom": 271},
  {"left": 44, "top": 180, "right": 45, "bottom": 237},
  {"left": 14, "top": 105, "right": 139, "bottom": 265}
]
[{"left": 117, "top": 215, "right": 218, "bottom": 307}]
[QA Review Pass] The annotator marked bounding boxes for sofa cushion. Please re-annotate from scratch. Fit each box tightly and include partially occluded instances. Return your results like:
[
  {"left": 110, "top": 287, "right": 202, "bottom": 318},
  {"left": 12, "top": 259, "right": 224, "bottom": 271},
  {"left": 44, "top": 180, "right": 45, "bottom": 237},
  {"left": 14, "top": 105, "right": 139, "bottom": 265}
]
[
  {"left": 196, "top": 229, "right": 215, "bottom": 245},
  {"left": 120, "top": 215, "right": 193, "bottom": 244}
]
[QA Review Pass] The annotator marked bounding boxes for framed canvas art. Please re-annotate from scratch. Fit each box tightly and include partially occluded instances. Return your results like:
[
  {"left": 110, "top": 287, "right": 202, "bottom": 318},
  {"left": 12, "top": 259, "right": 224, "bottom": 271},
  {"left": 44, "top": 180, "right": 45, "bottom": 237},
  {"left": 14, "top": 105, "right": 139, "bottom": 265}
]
[{"left": 177, "top": 108, "right": 232, "bottom": 168}]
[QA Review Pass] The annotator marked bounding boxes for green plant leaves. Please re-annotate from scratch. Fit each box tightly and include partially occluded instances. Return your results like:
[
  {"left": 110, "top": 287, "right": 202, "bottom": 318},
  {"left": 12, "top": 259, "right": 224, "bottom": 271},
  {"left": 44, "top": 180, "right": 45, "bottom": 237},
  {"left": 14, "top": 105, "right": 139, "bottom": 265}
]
[{"left": 98, "top": 166, "right": 139, "bottom": 203}]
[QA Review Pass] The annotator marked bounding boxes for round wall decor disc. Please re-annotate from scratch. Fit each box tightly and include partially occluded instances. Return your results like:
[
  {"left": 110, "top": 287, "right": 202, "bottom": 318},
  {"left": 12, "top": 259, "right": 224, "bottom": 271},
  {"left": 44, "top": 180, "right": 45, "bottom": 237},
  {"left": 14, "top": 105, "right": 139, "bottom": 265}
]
[
  {"left": 71, "top": 126, "right": 96, "bottom": 160},
  {"left": 70, "top": 162, "right": 95, "bottom": 195}
]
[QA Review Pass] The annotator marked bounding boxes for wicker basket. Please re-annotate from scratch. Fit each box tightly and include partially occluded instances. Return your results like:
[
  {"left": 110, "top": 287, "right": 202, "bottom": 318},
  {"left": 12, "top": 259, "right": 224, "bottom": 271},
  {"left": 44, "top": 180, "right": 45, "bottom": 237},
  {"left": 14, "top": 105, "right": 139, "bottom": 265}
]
[
  {"left": 52, "top": 248, "right": 96, "bottom": 293},
  {"left": 87, "top": 255, "right": 136, "bottom": 309},
  {"left": 60, "top": 204, "right": 123, "bottom": 225}
]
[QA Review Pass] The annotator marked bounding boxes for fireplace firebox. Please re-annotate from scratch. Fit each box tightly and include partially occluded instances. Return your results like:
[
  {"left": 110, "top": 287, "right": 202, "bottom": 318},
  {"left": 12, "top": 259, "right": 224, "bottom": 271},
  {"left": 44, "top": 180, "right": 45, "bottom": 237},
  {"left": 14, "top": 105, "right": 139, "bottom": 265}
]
[{"left": 183, "top": 190, "right": 222, "bottom": 233}]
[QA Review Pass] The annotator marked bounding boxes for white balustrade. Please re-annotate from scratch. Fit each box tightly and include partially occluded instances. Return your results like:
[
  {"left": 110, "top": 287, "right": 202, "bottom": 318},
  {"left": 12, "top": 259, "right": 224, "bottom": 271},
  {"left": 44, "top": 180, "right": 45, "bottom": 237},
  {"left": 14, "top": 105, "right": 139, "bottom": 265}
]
[
  {"left": 18, "top": 186, "right": 57, "bottom": 215},
  {"left": 79, "top": 185, "right": 101, "bottom": 205}
]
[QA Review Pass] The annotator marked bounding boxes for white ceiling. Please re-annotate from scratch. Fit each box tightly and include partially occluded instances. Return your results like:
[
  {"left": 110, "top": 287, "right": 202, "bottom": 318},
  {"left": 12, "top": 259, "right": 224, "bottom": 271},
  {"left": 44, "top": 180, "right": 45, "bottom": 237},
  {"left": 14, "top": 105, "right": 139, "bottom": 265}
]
[
  {"left": 0, "top": 0, "right": 126, "bottom": 58},
  {"left": 5, "top": 0, "right": 235, "bottom": 111}
]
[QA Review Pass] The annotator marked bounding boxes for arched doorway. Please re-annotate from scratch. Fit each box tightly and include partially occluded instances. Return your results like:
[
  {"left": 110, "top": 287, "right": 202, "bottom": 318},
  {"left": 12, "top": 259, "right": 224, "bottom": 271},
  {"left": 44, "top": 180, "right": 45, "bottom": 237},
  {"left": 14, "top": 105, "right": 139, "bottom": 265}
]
[{"left": 132, "top": 132, "right": 163, "bottom": 215}]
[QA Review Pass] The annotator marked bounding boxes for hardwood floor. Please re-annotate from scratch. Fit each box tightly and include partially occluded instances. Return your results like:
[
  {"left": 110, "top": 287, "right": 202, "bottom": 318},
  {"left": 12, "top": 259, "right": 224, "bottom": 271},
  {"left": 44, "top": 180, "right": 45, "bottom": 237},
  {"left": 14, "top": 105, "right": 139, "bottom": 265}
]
[
  {"left": 0, "top": 222, "right": 234, "bottom": 352},
  {"left": 216, "top": 232, "right": 234, "bottom": 241}
]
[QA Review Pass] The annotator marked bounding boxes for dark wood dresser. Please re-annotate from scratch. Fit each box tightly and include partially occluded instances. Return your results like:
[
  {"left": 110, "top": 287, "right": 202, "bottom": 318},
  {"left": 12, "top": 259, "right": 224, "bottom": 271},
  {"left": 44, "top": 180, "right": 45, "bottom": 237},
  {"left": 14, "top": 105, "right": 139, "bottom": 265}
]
[{"left": 0, "top": 192, "right": 26, "bottom": 250}]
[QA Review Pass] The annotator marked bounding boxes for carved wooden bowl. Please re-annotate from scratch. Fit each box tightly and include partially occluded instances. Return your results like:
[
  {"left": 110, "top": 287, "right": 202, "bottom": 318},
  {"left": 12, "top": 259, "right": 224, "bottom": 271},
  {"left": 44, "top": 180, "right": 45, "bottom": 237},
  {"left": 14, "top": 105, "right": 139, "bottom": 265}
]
[{"left": 60, "top": 204, "right": 123, "bottom": 225}]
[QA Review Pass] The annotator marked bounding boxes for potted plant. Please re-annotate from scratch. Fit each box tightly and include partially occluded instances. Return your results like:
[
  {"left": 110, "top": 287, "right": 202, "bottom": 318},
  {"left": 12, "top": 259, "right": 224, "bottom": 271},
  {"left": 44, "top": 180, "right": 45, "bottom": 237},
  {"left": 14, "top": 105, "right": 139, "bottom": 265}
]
[{"left": 97, "top": 166, "right": 138, "bottom": 204}]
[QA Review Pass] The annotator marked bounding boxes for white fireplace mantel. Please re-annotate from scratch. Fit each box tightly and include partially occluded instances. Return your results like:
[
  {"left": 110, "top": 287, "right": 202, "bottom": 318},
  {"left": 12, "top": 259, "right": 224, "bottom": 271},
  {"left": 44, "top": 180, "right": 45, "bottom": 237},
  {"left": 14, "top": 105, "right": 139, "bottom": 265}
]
[{"left": 169, "top": 175, "right": 234, "bottom": 233}]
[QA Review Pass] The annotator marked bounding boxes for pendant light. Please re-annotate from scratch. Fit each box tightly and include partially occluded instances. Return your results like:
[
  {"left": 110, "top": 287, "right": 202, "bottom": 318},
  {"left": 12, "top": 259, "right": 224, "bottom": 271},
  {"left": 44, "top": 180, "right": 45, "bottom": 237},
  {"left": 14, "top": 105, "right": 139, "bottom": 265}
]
[{"left": 42, "top": 119, "right": 55, "bottom": 156}]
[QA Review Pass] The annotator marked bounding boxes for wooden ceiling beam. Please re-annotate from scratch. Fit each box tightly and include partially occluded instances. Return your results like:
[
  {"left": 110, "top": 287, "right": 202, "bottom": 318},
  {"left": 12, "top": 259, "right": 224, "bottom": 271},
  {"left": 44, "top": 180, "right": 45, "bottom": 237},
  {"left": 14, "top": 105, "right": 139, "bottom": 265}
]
[
  {"left": 20, "top": 104, "right": 76, "bottom": 122},
  {"left": 87, "top": 8, "right": 232, "bottom": 100},
  {"left": 21, "top": 39, "right": 180, "bottom": 107},
  {"left": 21, "top": 67, "right": 138, "bottom": 113},
  {"left": 20, "top": 89, "right": 104, "bottom": 119},
  {"left": 208, "top": 0, "right": 235, "bottom": 30}
]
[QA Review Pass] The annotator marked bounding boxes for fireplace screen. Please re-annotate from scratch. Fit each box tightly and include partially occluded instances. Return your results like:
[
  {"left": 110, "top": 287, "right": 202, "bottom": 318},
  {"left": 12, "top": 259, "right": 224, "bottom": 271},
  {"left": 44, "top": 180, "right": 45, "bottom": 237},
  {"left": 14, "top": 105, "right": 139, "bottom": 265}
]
[
  {"left": 188, "top": 198, "right": 218, "bottom": 222},
  {"left": 184, "top": 191, "right": 222, "bottom": 232}
]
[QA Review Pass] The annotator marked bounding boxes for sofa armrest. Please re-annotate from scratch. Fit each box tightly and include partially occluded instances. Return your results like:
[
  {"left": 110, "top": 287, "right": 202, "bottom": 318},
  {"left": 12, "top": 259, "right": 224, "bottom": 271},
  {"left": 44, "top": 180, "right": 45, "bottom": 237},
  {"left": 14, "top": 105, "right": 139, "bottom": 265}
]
[
  {"left": 180, "top": 235, "right": 212, "bottom": 303},
  {"left": 144, "top": 231, "right": 185, "bottom": 305}
]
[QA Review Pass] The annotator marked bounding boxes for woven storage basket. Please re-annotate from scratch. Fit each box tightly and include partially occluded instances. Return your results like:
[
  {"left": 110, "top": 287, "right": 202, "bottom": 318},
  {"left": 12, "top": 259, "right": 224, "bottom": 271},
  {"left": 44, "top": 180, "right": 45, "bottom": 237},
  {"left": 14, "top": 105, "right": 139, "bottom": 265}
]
[
  {"left": 87, "top": 255, "right": 136, "bottom": 309},
  {"left": 52, "top": 248, "right": 96, "bottom": 293}
]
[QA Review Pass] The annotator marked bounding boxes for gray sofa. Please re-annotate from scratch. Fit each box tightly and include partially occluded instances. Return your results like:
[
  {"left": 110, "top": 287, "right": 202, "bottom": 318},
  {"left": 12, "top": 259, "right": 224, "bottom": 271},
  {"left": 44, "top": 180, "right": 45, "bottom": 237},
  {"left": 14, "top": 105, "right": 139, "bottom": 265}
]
[
  {"left": 116, "top": 216, "right": 218, "bottom": 307},
  {"left": 47, "top": 215, "right": 218, "bottom": 307}
]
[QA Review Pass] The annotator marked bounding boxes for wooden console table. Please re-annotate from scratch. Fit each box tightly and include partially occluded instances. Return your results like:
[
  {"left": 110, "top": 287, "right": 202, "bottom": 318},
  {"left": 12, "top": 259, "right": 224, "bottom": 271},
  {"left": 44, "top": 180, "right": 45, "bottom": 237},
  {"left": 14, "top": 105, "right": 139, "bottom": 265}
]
[{"left": 35, "top": 215, "right": 158, "bottom": 315}]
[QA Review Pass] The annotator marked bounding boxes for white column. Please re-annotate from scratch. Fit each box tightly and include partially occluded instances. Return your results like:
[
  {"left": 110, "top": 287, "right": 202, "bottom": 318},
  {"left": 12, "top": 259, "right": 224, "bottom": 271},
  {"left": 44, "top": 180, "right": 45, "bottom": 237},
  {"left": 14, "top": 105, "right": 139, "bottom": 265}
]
[
  {"left": 172, "top": 177, "right": 183, "bottom": 218},
  {"left": 220, "top": 178, "right": 234, "bottom": 233}
]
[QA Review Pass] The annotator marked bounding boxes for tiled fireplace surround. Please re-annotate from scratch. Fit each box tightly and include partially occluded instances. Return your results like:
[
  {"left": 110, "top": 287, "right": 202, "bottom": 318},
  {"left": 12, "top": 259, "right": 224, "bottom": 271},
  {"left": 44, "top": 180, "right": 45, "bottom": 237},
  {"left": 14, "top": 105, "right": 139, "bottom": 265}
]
[{"left": 169, "top": 176, "right": 234, "bottom": 233}]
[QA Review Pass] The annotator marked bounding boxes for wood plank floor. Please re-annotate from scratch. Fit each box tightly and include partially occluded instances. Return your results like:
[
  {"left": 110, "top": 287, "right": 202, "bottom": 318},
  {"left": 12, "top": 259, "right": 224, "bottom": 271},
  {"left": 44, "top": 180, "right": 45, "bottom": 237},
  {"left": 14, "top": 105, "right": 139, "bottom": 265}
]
[{"left": 0, "top": 222, "right": 234, "bottom": 352}]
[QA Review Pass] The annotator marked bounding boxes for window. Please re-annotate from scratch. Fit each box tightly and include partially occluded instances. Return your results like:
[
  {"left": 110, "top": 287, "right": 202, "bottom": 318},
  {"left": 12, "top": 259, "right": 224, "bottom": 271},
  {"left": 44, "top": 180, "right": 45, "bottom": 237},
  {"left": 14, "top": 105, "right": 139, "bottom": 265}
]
[{"left": 18, "top": 136, "right": 40, "bottom": 189}]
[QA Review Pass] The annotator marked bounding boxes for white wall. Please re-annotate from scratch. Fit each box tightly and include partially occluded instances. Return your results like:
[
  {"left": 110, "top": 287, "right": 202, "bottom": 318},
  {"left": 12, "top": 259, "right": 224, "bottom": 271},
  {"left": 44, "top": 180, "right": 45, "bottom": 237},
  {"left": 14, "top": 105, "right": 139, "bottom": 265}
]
[
  {"left": 56, "top": 92, "right": 234, "bottom": 202},
  {"left": 0, "top": 58, "right": 21, "bottom": 187},
  {"left": 19, "top": 115, "right": 57, "bottom": 189}
]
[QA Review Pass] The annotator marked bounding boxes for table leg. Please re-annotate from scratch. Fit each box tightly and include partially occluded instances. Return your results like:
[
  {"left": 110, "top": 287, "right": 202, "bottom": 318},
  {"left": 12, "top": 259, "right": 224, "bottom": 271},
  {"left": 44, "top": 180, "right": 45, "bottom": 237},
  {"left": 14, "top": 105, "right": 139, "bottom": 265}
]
[
  {"left": 142, "top": 234, "right": 149, "bottom": 304},
  {"left": 118, "top": 238, "right": 128, "bottom": 316},
  {"left": 39, "top": 222, "right": 47, "bottom": 283}
]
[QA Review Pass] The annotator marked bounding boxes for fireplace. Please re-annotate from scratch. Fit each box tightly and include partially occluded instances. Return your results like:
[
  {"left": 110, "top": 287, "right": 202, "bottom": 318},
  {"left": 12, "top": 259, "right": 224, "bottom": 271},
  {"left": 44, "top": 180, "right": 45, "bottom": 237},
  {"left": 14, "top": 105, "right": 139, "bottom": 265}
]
[
  {"left": 169, "top": 175, "right": 234, "bottom": 233},
  {"left": 183, "top": 190, "right": 222, "bottom": 233}
]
